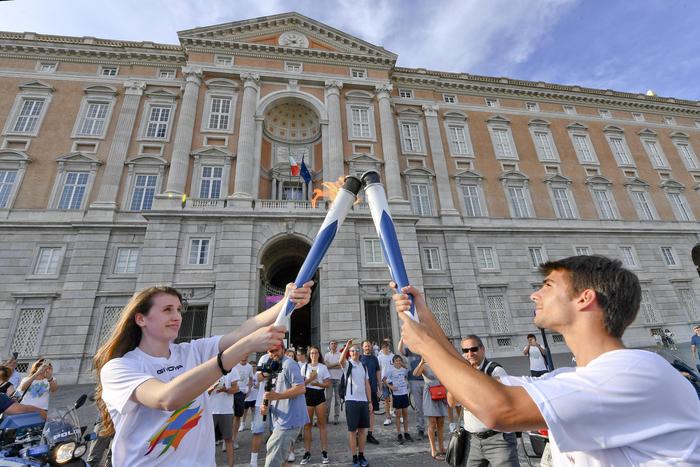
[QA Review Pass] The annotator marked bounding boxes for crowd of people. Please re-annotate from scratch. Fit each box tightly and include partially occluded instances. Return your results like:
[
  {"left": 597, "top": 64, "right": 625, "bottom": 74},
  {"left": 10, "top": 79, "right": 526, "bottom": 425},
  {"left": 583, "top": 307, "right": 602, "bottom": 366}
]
[{"left": 3, "top": 254, "right": 700, "bottom": 466}]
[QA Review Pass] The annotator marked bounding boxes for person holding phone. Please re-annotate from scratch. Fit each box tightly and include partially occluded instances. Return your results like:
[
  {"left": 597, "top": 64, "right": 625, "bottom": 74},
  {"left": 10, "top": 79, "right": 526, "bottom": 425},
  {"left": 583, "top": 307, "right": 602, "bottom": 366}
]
[
  {"left": 300, "top": 346, "right": 331, "bottom": 465},
  {"left": 17, "top": 358, "right": 58, "bottom": 410}
]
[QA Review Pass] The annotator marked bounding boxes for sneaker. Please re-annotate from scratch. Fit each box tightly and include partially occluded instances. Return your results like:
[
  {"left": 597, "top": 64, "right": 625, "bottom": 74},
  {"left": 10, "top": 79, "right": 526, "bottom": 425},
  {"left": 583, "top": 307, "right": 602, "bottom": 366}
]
[
  {"left": 383, "top": 418, "right": 392, "bottom": 426},
  {"left": 397, "top": 433, "right": 404, "bottom": 445},
  {"left": 222, "top": 443, "right": 226, "bottom": 452},
  {"left": 390, "top": 409, "right": 396, "bottom": 417},
  {"left": 400, "top": 417, "right": 404, "bottom": 424},
  {"left": 404, "top": 433, "right": 413, "bottom": 442},
  {"left": 418, "top": 430, "right": 425, "bottom": 440},
  {"left": 358, "top": 454, "right": 369, "bottom": 467},
  {"left": 287, "top": 452, "right": 295, "bottom": 462},
  {"left": 322, "top": 452, "right": 329, "bottom": 464},
  {"left": 300, "top": 452, "right": 311, "bottom": 465},
  {"left": 239, "top": 423, "right": 246, "bottom": 432},
  {"left": 366, "top": 433, "right": 380, "bottom": 445},
  {"left": 234, "top": 442, "right": 240, "bottom": 449},
  {"left": 353, "top": 462, "right": 360, "bottom": 467}
]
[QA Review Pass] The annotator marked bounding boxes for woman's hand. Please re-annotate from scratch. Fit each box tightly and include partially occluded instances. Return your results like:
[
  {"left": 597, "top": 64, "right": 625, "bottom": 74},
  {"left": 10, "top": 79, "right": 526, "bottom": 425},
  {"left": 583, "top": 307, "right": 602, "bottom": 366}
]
[{"left": 239, "top": 325, "right": 287, "bottom": 354}]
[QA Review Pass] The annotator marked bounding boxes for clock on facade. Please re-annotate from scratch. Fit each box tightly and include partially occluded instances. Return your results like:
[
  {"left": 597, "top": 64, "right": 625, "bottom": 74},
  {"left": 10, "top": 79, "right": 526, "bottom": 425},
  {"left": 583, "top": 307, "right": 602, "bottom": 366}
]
[{"left": 278, "top": 31, "right": 309, "bottom": 48}]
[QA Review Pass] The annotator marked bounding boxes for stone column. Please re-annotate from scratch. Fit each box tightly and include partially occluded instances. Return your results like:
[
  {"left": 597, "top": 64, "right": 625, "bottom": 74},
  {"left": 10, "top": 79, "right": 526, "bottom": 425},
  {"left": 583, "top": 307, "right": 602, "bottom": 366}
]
[
  {"left": 422, "top": 104, "right": 460, "bottom": 221},
  {"left": 375, "top": 83, "right": 404, "bottom": 202},
  {"left": 164, "top": 67, "right": 202, "bottom": 196},
  {"left": 324, "top": 80, "right": 344, "bottom": 182},
  {"left": 231, "top": 72, "right": 260, "bottom": 199},
  {"left": 251, "top": 116, "right": 264, "bottom": 199},
  {"left": 90, "top": 80, "right": 146, "bottom": 212}
]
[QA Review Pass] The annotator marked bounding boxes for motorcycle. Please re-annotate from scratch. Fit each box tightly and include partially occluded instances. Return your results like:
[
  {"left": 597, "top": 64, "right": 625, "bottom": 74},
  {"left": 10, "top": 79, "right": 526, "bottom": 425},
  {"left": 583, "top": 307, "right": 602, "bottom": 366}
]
[{"left": 0, "top": 394, "right": 93, "bottom": 466}]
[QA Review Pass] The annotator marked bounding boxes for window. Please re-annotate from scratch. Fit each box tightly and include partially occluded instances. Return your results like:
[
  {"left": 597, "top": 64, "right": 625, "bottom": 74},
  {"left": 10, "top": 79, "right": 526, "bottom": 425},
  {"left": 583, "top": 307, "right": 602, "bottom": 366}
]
[
  {"left": 188, "top": 239, "right": 210, "bottom": 265},
  {"left": 660, "top": 247, "right": 677, "bottom": 266},
  {"left": 199, "top": 166, "right": 222, "bottom": 199},
  {"left": 630, "top": 190, "right": 655, "bottom": 220},
  {"left": 129, "top": 174, "right": 157, "bottom": 210},
  {"left": 448, "top": 125, "right": 470, "bottom": 155},
  {"left": 460, "top": 184, "right": 483, "bottom": 217},
  {"left": 551, "top": 187, "right": 576, "bottom": 219},
  {"left": 526, "top": 102, "right": 539, "bottom": 112},
  {"left": 11, "top": 307, "right": 45, "bottom": 356},
  {"left": 285, "top": 62, "right": 302, "bottom": 73},
  {"left": 57, "top": 172, "right": 88, "bottom": 209},
  {"left": 0, "top": 170, "right": 17, "bottom": 208},
  {"left": 400, "top": 122, "right": 421, "bottom": 152},
  {"left": 632, "top": 113, "right": 644, "bottom": 122},
  {"left": 575, "top": 246, "right": 591, "bottom": 256},
  {"left": 364, "top": 238, "right": 384, "bottom": 264},
  {"left": 507, "top": 186, "right": 531, "bottom": 218},
  {"left": 398, "top": 89, "right": 413, "bottom": 99},
  {"left": 12, "top": 99, "right": 45, "bottom": 133},
  {"left": 350, "top": 68, "right": 366, "bottom": 79},
  {"left": 410, "top": 183, "right": 432, "bottom": 216},
  {"left": 422, "top": 247, "right": 441, "bottom": 271},
  {"left": 281, "top": 181, "right": 303, "bottom": 200},
  {"left": 572, "top": 134, "right": 597, "bottom": 163},
  {"left": 77, "top": 102, "right": 109, "bottom": 136},
  {"left": 667, "top": 192, "right": 693, "bottom": 221},
  {"left": 608, "top": 136, "right": 634, "bottom": 165},
  {"left": 491, "top": 128, "right": 515, "bottom": 159},
  {"left": 100, "top": 66, "right": 118, "bottom": 76},
  {"left": 563, "top": 105, "right": 576, "bottom": 115},
  {"left": 592, "top": 189, "right": 617, "bottom": 219},
  {"left": 115, "top": 248, "right": 139, "bottom": 274},
  {"left": 677, "top": 288, "right": 698, "bottom": 319},
  {"left": 620, "top": 246, "right": 638, "bottom": 268},
  {"left": 477, "top": 247, "right": 497, "bottom": 270},
  {"left": 427, "top": 295, "right": 452, "bottom": 335},
  {"left": 145, "top": 105, "right": 171, "bottom": 139},
  {"left": 533, "top": 131, "right": 557, "bottom": 161},
  {"left": 642, "top": 139, "right": 668, "bottom": 168},
  {"left": 485, "top": 98, "right": 499, "bottom": 108},
  {"left": 176, "top": 305, "right": 209, "bottom": 343},
  {"left": 674, "top": 142, "right": 699, "bottom": 170},
  {"left": 350, "top": 107, "right": 371, "bottom": 138},
  {"left": 484, "top": 293, "right": 510, "bottom": 333},
  {"left": 599, "top": 109, "right": 611, "bottom": 119},
  {"left": 98, "top": 305, "right": 123, "bottom": 347},
  {"left": 215, "top": 55, "right": 233, "bottom": 67},
  {"left": 34, "top": 247, "right": 62, "bottom": 275},
  {"left": 528, "top": 247, "right": 545, "bottom": 269},
  {"left": 158, "top": 69, "right": 176, "bottom": 79},
  {"left": 207, "top": 97, "right": 231, "bottom": 131},
  {"left": 639, "top": 289, "right": 660, "bottom": 323},
  {"left": 38, "top": 62, "right": 57, "bottom": 73},
  {"left": 663, "top": 116, "right": 676, "bottom": 125},
  {"left": 443, "top": 94, "right": 456, "bottom": 104}
]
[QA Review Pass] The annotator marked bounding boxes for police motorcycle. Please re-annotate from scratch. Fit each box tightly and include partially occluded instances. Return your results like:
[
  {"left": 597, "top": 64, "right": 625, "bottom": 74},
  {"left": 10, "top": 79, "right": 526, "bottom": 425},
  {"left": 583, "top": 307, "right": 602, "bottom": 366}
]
[{"left": 0, "top": 394, "right": 93, "bottom": 466}]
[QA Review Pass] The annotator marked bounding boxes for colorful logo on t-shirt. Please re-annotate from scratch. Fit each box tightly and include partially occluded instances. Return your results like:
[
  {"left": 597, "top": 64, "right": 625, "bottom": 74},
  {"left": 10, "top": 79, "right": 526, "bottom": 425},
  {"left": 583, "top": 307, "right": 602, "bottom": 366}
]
[
  {"left": 28, "top": 381, "right": 49, "bottom": 398},
  {"left": 145, "top": 401, "right": 203, "bottom": 458}
]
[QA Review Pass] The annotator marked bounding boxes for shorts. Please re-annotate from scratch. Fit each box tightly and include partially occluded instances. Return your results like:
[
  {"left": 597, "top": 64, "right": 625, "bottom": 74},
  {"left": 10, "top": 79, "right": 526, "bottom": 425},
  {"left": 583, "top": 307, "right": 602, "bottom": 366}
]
[
  {"left": 213, "top": 414, "right": 233, "bottom": 440},
  {"left": 265, "top": 428, "right": 297, "bottom": 467},
  {"left": 392, "top": 394, "right": 409, "bottom": 409},
  {"left": 345, "top": 400, "right": 370, "bottom": 431},
  {"left": 382, "top": 385, "right": 391, "bottom": 399},
  {"left": 234, "top": 391, "right": 245, "bottom": 417},
  {"left": 244, "top": 399, "right": 256, "bottom": 409},
  {"left": 252, "top": 406, "right": 270, "bottom": 435},
  {"left": 305, "top": 389, "right": 326, "bottom": 407}
]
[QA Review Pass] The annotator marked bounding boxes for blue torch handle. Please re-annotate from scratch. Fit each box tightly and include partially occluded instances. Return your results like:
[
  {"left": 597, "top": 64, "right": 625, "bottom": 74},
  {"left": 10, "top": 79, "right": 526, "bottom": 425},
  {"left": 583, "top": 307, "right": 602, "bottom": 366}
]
[{"left": 378, "top": 211, "right": 416, "bottom": 318}]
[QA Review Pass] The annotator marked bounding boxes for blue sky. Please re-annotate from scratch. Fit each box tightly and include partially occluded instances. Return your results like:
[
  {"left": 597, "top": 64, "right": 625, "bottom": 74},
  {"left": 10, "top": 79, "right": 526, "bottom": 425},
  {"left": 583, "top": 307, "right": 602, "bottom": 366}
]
[{"left": 1, "top": 0, "right": 698, "bottom": 100}]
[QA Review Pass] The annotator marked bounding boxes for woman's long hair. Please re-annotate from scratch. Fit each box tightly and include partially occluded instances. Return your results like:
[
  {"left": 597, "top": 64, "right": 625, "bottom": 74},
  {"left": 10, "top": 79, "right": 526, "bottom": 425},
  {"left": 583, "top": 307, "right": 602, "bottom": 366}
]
[
  {"left": 307, "top": 346, "right": 324, "bottom": 365},
  {"left": 93, "top": 286, "right": 181, "bottom": 436}
]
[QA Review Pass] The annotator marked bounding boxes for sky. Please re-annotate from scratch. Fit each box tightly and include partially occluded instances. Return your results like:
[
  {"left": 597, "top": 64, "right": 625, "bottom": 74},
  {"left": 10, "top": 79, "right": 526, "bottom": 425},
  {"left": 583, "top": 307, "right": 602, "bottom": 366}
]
[{"left": 1, "top": 0, "right": 698, "bottom": 101}]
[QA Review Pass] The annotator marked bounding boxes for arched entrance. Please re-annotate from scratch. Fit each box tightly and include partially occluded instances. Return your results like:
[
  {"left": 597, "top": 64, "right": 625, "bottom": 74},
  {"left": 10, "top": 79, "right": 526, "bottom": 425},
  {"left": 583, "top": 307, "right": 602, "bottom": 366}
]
[
  {"left": 692, "top": 244, "right": 700, "bottom": 279},
  {"left": 260, "top": 236, "right": 318, "bottom": 349}
]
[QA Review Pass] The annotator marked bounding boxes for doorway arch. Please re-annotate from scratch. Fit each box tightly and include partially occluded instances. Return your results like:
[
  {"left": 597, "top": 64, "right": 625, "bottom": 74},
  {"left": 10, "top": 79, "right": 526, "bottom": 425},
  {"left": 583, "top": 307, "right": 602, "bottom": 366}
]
[{"left": 692, "top": 244, "right": 700, "bottom": 278}]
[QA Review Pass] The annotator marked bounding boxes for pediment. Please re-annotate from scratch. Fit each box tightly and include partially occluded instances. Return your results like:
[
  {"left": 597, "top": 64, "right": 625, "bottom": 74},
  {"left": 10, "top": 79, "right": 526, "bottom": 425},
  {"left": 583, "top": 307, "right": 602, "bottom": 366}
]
[
  {"left": 403, "top": 167, "right": 434, "bottom": 177},
  {"left": 528, "top": 118, "right": 550, "bottom": 127},
  {"left": 544, "top": 174, "right": 571, "bottom": 184},
  {"left": 84, "top": 84, "right": 118, "bottom": 96},
  {"left": 396, "top": 107, "right": 423, "bottom": 118},
  {"left": 585, "top": 175, "right": 612, "bottom": 186},
  {"left": 453, "top": 169, "right": 483, "bottom": 180},
  {"left": 498, "top": 170, "right": 528, "bottom": 181},
  {"left": 603, "top": 125, "right": 624, "bottom": 133},
  {"left": 55, "top": 152, "right": 102, "bottom": 165},
  {"left": 487, "top": 114, "right": 511, "bottom": 124},
  {"left": 670, "top": 131, "right": 689, "bottom": 139},
  {"left": 0, "top": 149, "right": 32, "bottom": 163},
  {"left": 177, "top": 12, "right": 397, "bottom": 61},
  {"left": 348, "top": 153, "right": 382, "bottom": 164},
  {"left": 145, "top": 88, "right": 179, "bottom": 99},
  {"left": 443, "top": 111, "right": 468, "bottom": 121},
  {"left": 660, "top": 179, "right": 684, "bottom": 190},
  {"left": 190, "top": 146, "right": 233, "bottom": 158},
  {"left": 637, "top": 128, "right": 657, "bottom": 137},
  {"left": 624, "top": 177, "right": 648, "bottom": 187},
  {"left": 18, "top": 80, "right": 54, "bottom": 93},
  {"left": 566, "top": 122, "right": 588, "bottom": 131},
  {"left": 125, "top": 154, "right": 169, "bottom": 166}
]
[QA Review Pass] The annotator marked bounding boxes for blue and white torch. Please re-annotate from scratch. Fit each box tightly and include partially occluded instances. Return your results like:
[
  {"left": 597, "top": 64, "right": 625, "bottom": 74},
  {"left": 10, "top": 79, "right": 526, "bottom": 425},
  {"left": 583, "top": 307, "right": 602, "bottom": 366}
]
[
  {"left": 274, "top": 175, "right": 363, "bottom": 326},
  {"left": 361, "top": 170, "right": 418, "bottom": 321}
]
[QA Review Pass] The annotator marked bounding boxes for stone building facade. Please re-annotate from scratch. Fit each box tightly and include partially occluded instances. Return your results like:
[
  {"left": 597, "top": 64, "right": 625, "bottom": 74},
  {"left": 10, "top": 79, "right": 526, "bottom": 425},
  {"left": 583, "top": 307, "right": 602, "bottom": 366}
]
[{"left": 1, "top": 12, "right": 699, "bottom": 383}]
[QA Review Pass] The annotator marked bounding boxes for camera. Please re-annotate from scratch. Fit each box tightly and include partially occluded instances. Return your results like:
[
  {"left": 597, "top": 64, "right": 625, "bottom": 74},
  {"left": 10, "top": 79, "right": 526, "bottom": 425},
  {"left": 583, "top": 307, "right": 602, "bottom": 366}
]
[{"left": 261, "top": 358, "right": 282, "bottom": 421}]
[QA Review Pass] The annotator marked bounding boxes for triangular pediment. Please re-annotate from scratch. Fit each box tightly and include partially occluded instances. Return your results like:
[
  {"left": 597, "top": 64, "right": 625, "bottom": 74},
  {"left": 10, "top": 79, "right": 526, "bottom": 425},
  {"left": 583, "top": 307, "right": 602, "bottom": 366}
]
[
  {"left": 637, "top": 128, "right": 657, "bottom": 137},
  {"left": 177, "top": 12, "right": 397, "bottom": 61},
  {"left": 348, "top": 153, "right": 382, "bottom": 164},
  {"left": 55, "top": 151, "right": 102, "bottom": 165},
  {"left": 18, "top": 80, "right": 54, "bottom": 93},
  {"left": 585, "top": 175, "right": 612, "bottom": 186},
  {"left": 453, "top": 169, "right": 483, "bottom": 180},
  {"left": 145, "top": 88, "right": 179, "bottom": 99},
  {"left": 566, "top": 122, "right": 588, "bottom": 131},
  {"left": 190, "top": 147, "right": 233, "bottom": 158},
  {"left": 624, "top": 177, "right": 648, "bottom": 187},
  {"left": 544, "top": 174, "right": 572, "bottom": 184}
]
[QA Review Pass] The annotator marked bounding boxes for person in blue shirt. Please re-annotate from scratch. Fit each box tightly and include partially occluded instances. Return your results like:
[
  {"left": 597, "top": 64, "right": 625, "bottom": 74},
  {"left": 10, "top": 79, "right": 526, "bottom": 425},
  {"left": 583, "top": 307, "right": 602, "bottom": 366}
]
[
  {"left": 691, "top": 326, "right": 700, "bottom": 373},
  {"left": 360, "top": 340, "right": 381, "bottom": 445}
]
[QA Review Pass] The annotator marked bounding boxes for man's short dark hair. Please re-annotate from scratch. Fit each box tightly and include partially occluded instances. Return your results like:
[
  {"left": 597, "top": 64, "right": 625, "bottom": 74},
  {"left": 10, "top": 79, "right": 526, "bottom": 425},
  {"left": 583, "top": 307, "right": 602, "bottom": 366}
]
[
  {"left": 527, "top": 334, "right": 536, "bottom": 340},
  {"left": 380, "top": 341, "right": 390, "bottom": 348},
  {"left": 462, "top": 334, "right": 484, "bottom": 348},
  {"left": 539, "top": 255, "right": 641, "bottom": 338}
]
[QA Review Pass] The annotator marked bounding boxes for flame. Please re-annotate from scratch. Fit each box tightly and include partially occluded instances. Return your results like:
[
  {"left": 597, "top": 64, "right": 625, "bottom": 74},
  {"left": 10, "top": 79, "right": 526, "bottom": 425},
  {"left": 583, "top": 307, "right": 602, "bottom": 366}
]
[{"left": 311, "top": 176, "right": 362, "bottom": 208}]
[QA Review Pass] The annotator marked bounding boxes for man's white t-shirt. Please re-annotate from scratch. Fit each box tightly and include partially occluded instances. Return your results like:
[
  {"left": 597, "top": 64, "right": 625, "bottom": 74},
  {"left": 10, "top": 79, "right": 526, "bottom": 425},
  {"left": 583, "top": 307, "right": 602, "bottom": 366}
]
[
  {"left": 245, "top": 377, "right": 259, "bottom": 403},
  {"left": 324, "top": 350, "right": 342, "bottom": 380},
  {"left": 233, "top": 362, "right": 253, "bottom": 394},
  {"left": 384, "top": 366, "right": 409, "bottom": 396},
  {"left": 377, "top": 351, "right": 395, "bottom": 379},
  {"left": 19, "top": 378, "right": 51, "bottom": 410},
  {"left": 302, "top": 362, "right": 331, "bottom": 391},
  {"left": 342, "top": 360, "right": 369, "bottom": 402},
  {"left": 501, "top": 349, "right": 700, "bottom": 466},
  {"left": 209, "top": 368, "right": 239, "bottom": 415},
  {"left": 101, "top": 336, "right": 221, "bottom": 467},
  {"left": 527, "top": 345, "right": 548, "bottom": 372}
]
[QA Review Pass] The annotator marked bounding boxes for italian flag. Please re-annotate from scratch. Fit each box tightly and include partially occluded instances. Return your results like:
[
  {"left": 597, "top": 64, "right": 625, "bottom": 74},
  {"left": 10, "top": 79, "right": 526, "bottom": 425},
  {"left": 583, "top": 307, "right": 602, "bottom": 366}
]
[{"left": 289, "top": 154, "right": 300, "bottom": 176}]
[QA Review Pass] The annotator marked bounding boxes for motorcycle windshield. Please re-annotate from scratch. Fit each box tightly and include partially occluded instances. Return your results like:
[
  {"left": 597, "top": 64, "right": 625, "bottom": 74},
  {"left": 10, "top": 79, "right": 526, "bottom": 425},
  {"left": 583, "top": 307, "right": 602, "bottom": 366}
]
[{"left": 42, "top": 407, "right": 81, "bottom": 446}]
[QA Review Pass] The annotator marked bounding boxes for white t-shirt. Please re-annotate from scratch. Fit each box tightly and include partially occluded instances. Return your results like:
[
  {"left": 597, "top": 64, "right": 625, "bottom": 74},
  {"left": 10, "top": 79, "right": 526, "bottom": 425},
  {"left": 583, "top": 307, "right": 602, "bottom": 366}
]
[
  {"left": 209, "top": 369, "right": 239, "bottom": 415},
  {"left": 245, "top": 377, "right": 259, "bottom": 403},
  {"left": 302, "top": 362, "right": 331, "bottom": 391},
  {"left": 501, "top": 349, "right": 700, "bottom": 466},
  {"left": 342, "top": 360, "right": 369, "bottom": 402},
  {"left": 101, "top": 336, "right": 221, "bottom": 467},
  {"left": 464, "top": 360, "right": 508, "bottom": 433},
  {"left": 527, "top": 345, "right": 548, "bottom": 372},
  {"left": 233, "top": 362, "right": 253, "bottom": 394},
  {"left": 324, "top": 350, "right": 342, "bottom": 380},
  {"left": 377, "top": 351, "right": 395, "bottom": 379},
  {"left": 384, "top": 366, "right": 409, "bottom": 396},
  {"left": 19, "top": 378, "right": 51, "bottom": 410}
]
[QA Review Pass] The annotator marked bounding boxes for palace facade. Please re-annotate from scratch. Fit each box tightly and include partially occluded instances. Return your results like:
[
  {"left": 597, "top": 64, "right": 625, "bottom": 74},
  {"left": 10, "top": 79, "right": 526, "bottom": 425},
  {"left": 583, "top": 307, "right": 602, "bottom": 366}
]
[{"left": 1, "top": 13, "right": 699, "bottom": 382}]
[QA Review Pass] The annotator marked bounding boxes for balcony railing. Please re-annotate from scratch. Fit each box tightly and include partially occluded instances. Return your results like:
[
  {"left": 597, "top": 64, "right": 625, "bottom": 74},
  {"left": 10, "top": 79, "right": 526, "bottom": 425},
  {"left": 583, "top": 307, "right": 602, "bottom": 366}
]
[
  {"left": 255, "top": 200, "right": 326, "bottom": 211},
  {"left": 187, "top": 198, "right": 226, "bottom": 209}
]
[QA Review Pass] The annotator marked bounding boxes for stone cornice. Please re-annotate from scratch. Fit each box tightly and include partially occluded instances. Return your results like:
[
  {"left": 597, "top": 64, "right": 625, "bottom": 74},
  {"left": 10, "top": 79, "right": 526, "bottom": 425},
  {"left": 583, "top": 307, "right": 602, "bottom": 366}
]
[
  {"left": 0, "top": 31, "right": 180, "bottom": 50},
  {"left": 392, "top": 68, "right": 700, "bottom": 115}
]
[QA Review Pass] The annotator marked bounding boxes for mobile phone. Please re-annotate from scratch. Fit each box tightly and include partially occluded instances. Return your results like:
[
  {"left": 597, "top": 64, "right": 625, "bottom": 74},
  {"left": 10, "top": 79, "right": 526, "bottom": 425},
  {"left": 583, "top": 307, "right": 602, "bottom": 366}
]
[{"left": 12, "top": 352, "right": 18, "bottom": 359}]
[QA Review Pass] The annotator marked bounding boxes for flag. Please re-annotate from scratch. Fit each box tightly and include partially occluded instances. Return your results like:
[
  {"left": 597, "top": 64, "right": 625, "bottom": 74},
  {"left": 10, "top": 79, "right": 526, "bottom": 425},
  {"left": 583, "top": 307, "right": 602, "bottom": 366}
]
[
  {"left": 288, "top": 154, "right": 300, "bottom": 176},
  {"left": 300, "top": 155, "right": 312, "bottom": 184}
]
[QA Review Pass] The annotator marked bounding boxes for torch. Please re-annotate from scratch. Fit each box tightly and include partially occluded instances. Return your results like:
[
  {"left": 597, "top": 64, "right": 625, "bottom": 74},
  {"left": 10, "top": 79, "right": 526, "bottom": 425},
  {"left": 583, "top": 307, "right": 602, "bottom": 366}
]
[
  {"left": 361, "top": 170, "right": 418, "bottom": 321},
  {"left": 273, "top": 175, "right": 363, "bottom": 326}
]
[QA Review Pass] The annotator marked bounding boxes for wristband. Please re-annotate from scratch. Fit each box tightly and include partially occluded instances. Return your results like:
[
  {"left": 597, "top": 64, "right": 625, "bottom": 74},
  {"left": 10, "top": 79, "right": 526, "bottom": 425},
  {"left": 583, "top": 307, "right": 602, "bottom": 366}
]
[{"left": 217, "top": 352, "right": 230, "bottom": 375}]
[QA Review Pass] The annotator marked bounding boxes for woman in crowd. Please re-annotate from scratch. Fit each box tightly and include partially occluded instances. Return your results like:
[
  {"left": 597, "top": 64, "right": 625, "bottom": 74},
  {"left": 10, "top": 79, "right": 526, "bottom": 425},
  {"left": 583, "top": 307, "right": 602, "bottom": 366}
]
[
  {"left": 300, "top": 345, "right": 331, "bottom": 465},
  {"left": 94, "top": 282, "right": 312, "bottom": 467},
  {"left": 0, "top": 366, "right": 15, "bottom": 397},
  {"left": 414, "top": 357, "right": 447, "bottom": 460},
  {"left": 18, "top": 358, "right": 57, "bottom": 410}
]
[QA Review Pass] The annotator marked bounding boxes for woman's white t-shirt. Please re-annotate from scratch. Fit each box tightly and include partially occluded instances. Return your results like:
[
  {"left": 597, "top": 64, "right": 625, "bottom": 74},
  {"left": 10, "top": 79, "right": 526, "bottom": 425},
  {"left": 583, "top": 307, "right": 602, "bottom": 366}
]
[
  {"left": 19, "top": 378, "right": 51, "bottom": 410},
  {"left": 342, "top": 360, "right": 369, "bottom": 402},
  {"left": 302, "top": 362, "right": 331, "bottom": 391},
  {"left": 502, "top": 349, "right": 700, "bottom": 466},
  {"left": 101, "top": 336, "right": 221, "bottom": 467},
  {"left": 209, "top": 369, "right": 239, "bottom": 415},
  {"left": 233, "top": 362, "right": 253, "bottom": 394}
]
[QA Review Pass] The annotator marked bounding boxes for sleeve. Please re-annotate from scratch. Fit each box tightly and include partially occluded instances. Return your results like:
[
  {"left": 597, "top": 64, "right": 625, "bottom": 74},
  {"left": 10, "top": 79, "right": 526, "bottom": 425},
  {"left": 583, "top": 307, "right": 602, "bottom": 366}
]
[
  {"left": 491, "top": 365, "right": 509, "bottom": 380},
  {"left": 0, "top": 393, "right": 13, "bottom": 414},
  {"left": 288, "top": 361, "right": 304, "bottom": 386},
  {"left": 319, "top": 364, "right": 331, "bottom": 381},
  {"left": 191, "top": 335, "right": 223, "bottom": 364},
  {"left": 100, "top": 358, "right": 154, "bottom": 415},
  {"left": 228, "top": 368, "right": 241, "bottom": 388}
]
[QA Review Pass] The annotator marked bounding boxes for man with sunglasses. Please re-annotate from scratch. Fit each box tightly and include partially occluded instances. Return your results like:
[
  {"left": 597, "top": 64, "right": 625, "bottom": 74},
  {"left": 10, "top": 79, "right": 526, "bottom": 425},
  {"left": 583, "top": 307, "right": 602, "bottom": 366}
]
[{"left": 449, "top": 335, "right": 519, "bottom": 467}]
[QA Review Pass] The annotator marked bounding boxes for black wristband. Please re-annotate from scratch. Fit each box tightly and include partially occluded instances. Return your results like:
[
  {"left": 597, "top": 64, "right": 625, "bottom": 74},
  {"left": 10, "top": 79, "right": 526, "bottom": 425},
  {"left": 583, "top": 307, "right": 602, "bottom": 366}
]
[{"left": 217, "top": 352, "right": 230, "bottom": 375}]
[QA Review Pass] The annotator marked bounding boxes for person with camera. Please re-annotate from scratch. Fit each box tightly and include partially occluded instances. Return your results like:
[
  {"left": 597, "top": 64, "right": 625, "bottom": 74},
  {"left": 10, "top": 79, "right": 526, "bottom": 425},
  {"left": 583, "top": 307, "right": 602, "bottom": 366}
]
[
  {"left": 339, "top": 339, "right": 373, "bottom": 467},
  {"left": 17, "top": 358, "right": 57, "bottom": 410},
  {"left": 259, "top": 343, "right": 308, "bottom": 467},
  {"left": 94, "top": 282, "right": 312, "bottom": 467}
]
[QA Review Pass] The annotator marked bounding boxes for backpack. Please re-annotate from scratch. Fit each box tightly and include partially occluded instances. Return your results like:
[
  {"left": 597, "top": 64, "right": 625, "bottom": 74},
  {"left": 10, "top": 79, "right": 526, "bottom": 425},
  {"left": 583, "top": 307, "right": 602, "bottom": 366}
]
[
  {"left": 482, "top": 359, "right": 502, "bottom": 377},
  {"left": 339, "top": 361, "right": 367, "bottom": 406}
]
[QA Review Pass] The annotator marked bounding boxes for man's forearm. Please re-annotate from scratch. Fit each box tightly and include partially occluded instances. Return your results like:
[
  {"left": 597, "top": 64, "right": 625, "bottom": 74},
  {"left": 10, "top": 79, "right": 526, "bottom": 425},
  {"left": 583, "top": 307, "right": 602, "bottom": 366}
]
[{"left": 279, "top": 384, "right": 305, "bottom": 399}]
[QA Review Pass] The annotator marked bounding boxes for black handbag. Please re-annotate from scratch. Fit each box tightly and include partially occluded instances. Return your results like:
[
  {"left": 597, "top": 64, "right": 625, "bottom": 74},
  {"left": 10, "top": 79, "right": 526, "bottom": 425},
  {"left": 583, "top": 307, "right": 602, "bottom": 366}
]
[{"left": 445, "top": 427, "right": 469, "bottom": 467}]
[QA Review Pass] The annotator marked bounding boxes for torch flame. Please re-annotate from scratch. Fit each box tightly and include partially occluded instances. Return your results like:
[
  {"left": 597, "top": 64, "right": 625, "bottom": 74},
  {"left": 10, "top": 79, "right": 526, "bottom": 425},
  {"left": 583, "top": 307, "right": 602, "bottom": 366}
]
[{"left": 311, "top": 177, "right": 363, "bottom": 208}]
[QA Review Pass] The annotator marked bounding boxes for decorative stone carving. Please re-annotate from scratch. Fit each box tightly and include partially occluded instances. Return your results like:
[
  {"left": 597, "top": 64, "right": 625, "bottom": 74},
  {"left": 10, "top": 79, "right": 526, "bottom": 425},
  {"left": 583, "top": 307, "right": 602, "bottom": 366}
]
[
  {"left": 375, "top": 82, "right": 393, "bottom": 99},
  {"left": 240, "top": 72, "right": 260, "bottom": 89},
  {"left": 278, "top": 31, "right": 309, "bottom": 48},
  {"left": 422, "top": 104, "right": 439, "bottom": 117},
  {"left": 324, "top": 80, "right": 343, "bottom": 95},
  {"left": 124, "top": 80, "right": 146, "bottom": 95}
]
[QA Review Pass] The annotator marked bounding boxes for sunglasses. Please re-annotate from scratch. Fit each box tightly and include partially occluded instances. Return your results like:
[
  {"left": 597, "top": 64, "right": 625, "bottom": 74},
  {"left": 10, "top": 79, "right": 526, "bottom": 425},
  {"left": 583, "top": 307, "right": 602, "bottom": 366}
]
[
  {"left": 349, "top": 349, "right": 360, "bottom": 353},
  {"left": 462, "top": 346, "right": 481, "bottom": 354}
]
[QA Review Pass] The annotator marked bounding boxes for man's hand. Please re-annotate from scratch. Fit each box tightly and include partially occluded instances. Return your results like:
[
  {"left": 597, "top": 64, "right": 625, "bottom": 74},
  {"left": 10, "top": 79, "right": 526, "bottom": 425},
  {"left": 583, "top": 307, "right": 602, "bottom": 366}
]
[
  {"left": 239, "top": 325, "right": 287, "bottom": 354},
  {"left": 285, "top": 281, "right": 314, "bottom": 310},
  {"left": 264, "top": 390, "right": 280, "bottom": 401},
  {"left": 260, "top": 404, "right": 268, "bottom": 416}
]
